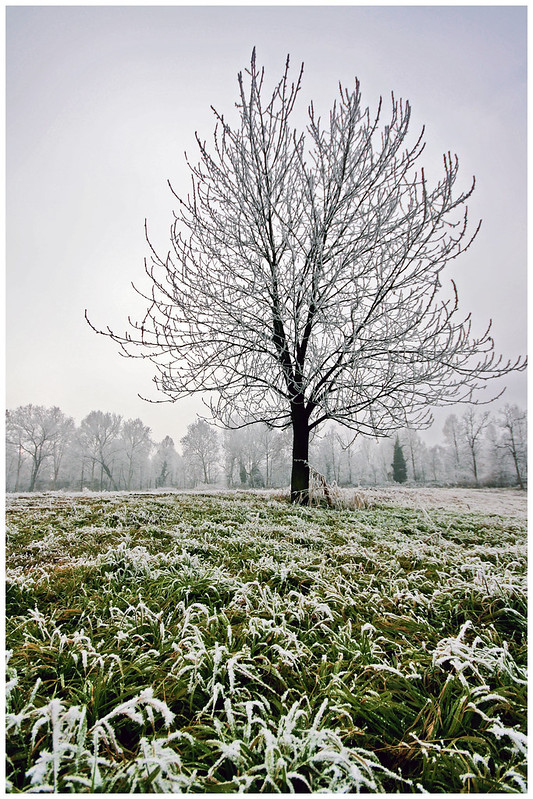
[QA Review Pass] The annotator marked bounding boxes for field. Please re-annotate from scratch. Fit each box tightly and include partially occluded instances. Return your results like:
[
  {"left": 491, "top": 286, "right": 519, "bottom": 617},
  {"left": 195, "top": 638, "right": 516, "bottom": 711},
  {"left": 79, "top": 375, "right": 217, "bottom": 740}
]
[{"left": 6, "top": 488, "right": 527, "bottom": 793}]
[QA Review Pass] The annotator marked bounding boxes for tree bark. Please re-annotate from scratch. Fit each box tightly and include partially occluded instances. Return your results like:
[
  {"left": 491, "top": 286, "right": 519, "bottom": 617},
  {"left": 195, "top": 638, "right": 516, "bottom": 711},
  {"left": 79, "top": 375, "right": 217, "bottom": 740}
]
[
  {"left": 510, "top": 444, "right": 525, "bottom": 490},
  {"left": 28, "top": 463, "right": 39, "bottom": 492},
  {"left": 470, "top": 450, "right": 479, "bottom": 486},
  {"left": 290, "top": 406, "right": 310, "bottom": 504},
  {"left": 29, "top": 453, "right": 44, "bottom": 492},
  {"left": 100, "top": 460, "right": 119, "bottom": 491},
  {"left": 14, "top": 444, "right": 23, "bottom": 492}
]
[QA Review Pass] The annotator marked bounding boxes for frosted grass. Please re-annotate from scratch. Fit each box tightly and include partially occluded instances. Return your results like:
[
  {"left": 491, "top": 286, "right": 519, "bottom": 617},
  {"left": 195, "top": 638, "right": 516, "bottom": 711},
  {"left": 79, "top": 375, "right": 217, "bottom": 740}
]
[{"left": 6, "top": 490, "right": 527, "bottom": 793}]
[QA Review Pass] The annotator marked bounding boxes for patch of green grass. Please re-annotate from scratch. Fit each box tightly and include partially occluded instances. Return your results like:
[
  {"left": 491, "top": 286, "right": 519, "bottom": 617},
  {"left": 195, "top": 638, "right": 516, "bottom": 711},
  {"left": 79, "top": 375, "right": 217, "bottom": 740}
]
[{"left": 6, "top": 491, "right": 527, "bottom": 793}]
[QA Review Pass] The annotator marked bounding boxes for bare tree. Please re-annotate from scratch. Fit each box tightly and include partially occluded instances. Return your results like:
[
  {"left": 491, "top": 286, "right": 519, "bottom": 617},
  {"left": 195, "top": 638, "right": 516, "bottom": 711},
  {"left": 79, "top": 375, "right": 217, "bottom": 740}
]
[
  {"left": 222, "top": 424, "right": 265, "bottom": 488},
  {"left": 222, "top": 428, "right": 241, "bottom": 488},
  {"left": 6, "top": 405, "right": 73, "bottom": 491},
  {"left": 443, "top": 413, "right": 463, "bottom": 482},
  {"left": 88, "top": 50, "right": 525, "bottom": 503},
  {"left": 427, "top": 444, "right": 446, "bottom": 484},
  {"left": 495, "top": 404, "right": 527, "bottom": 489},
  {"left": 335, "top": 428, "right": 359, "bottom": 486},
  {"left": 461, "top": 408, "right": 490, "bottom": 486},
  {"left": 79, "top": 411, "right": 122, "bottom": 490},
  {"left": 223, "top": 422, "right": 290, "bottom": 487},
  {"left": 258, "top": 424, "right": 277, "bottom": 488},
  {"left": 401, "top": 428, "right": 427, "bottom": 483},
  {"left": 316, "top": 427, "right": 343, "bottom": 485},
  {"left": 6, "top": 411, "right": 28, "bottom": 491},
  {"left": 347, "top": 436, "right": 390, "bottom": 486},
  {"left": 49, "top": 409, "right": 76, "bottom": 489},
  {"left": 120, "top": 418, "right": 153, "bottom": 490},
  {"left": 152, "top": 435, "right": 182, "bottom": 488},
  {"left": 181, "top": 419, "right": 219, "bottom": 486}
]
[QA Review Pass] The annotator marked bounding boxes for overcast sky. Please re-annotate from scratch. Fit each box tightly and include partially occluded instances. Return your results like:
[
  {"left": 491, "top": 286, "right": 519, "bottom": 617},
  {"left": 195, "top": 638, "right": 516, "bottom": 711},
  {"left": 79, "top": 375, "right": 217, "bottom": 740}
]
[{"left": 6, "top": 5, "right": 527, "bottom": 446}]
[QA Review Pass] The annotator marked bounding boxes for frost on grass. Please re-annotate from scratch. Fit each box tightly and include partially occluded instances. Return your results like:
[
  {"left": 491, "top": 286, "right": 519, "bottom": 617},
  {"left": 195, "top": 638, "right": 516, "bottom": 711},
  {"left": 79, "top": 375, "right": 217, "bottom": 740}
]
[
  {"left": 6, "top": 490, "right": 527, "bottom": 793},
  {"left": 7, "top": 686, "right": 184, "bottom": 793},
  {"left": 433, "top": 619, "right": 527, "bottom": 687}
]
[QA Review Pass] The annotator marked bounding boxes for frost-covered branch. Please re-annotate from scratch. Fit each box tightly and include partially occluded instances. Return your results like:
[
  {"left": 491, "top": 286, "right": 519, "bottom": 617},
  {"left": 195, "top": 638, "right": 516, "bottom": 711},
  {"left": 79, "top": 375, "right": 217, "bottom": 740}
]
[{"left": 87, "top": 49, "right": 526, "bottom": 502}]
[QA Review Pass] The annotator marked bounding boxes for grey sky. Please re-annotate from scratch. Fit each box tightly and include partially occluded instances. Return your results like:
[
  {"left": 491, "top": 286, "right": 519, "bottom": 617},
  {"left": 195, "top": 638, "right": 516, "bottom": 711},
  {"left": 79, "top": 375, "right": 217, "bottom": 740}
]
[{"left": 6, "top": 5, "right": 527, "bottom": 446}]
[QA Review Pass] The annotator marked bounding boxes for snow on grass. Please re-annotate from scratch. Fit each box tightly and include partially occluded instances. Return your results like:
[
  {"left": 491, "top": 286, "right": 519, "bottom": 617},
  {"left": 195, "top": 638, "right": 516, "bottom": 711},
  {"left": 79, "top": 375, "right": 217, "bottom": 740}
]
[{"left": 6, "top": 489, "right": 527, "bottom": 793}]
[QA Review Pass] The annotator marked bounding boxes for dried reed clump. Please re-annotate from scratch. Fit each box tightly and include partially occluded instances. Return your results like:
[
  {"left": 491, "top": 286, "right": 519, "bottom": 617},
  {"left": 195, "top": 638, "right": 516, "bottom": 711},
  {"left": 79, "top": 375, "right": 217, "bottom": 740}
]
[{"left": 309, "top": 468, "right": 369, "bottom": 509}]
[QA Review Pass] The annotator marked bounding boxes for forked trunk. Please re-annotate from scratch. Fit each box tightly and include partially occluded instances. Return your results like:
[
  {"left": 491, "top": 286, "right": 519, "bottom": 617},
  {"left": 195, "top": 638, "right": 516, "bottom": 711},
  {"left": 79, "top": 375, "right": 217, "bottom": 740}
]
[
  {"left": 290, "top": 408, "right": 310, "bottom": 504},
  {"left": 512, "top": 450, "right": 525, "bottom": 490},
  {"left": 101, "top": 461, "right": 119, "bottom": 491}
]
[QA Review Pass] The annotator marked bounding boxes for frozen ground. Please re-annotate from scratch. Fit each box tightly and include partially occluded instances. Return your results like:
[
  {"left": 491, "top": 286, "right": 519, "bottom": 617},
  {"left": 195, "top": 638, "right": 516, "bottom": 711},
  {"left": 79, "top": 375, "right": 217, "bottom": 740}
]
[
  {"left": 6, "top": 485, "right": 527, "bottom": 519},
  {"left": 357, "top": 486, "right": 528, "bottom": 519},
  {"left": 6, "top": 488, "right": 527, "bottom": 792}
]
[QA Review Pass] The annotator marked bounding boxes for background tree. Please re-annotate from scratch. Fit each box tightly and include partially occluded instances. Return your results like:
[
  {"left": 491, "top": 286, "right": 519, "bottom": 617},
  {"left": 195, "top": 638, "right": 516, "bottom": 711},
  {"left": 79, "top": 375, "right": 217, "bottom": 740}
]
[
  {"left": 392, "top": 437, "right": 408, "bottom": 483},
  {"left": 6, "top": 410, "right": 28, "bottom": 491},
  {"left": 461, "top": 408, "right": 490, "bottom": 486},
  {"left": 49, "top": 409, "right": 76, "bottom": 489},
  {"left": 222, "top": 428, "right": 242, "bottom": 488},
  {"left": 6, "top": 405, "right": 73, "bottom": 491},
  {"left": 258, "top": 424, "right": 283, "bottom": 488},
  {"left": 89, "top": 50, "right": 524, "bottom": 503},
  {"left": 4, "top": 401, "right": 526, "bottom": 491},
  {"left": 152, "top": 435, "right": 183, "bottom": 488},
  {"left": 180, "top": 419, "right": 219, "bottom": 486},
  {"left": 79, "top": 411, "right": 122, "bottom": 490},
  {"left": 262, "top": 427, "right": 292, "bottom": 488},
  {"left": 442, "top": 414, "right": 464, "bottom": 483},
  {"left": 222, "top": 425, "right": 263, "bottom": 488},
  {"left": 494, "top": 404, "right": 527, "bottom": 489},
  {"left": 336, "top": 429, "right": 359, "bottom": 486},
  {"left": 318, "top": 428, "right": 342, "bottom": 485},
  {"left": 351, "top": 437, "right": 379, "bottom": 486},
  {"left": 401, "top": 428, "right": 426, "bottom": 483},
  {"left": 427, "top": 444, "right": 446, "bottom": 484},
  {"left": 119, "top": 418, "right": 153, "bottom": 490},
  {"left": 222, "top": 422, "right": 290, "bottom": 488}
]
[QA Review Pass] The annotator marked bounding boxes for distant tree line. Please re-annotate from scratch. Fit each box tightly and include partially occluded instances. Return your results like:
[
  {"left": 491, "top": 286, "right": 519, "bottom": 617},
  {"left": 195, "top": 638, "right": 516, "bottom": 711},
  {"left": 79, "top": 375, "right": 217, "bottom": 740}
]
[
  {"left": 312, "top": 405, "right": 526, "bottom": 490},
  {"left": 5, "top": 404, "right": 526, "bottom": 493}
]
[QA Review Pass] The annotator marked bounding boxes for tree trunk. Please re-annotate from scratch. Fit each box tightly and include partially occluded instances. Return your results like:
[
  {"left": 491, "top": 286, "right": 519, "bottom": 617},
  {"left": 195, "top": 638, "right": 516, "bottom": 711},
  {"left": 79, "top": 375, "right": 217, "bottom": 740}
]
[
  {"left": 28, "top": 463, "right": 38, "bottom": 492},
  {"left": 290, "top": 408, "right": 310, "bottom": 504},
  {"left": 14, "top": 444, "right": 23, "bottom": 492},
  {"left": 409, "top": 445, "right": 418, "bottom": 482},
  {"left": 471, "top": 450, "right": 479, "bottom": 486},
  {"left": 29, "top": 453, "right": 43, "bottom": 492},
  {"left": 507, "top": 428, "right": 525, "bottom": 490},
  {"left": 511, "top": 448, "right": 524, "bottom": 490},
  {"left": 52, "top": 455, "right": 62, "bottom": 490},
  {"left": 101, "top": 460, "right": 119, "bottom": 491},
  {"left": 265, "top": 449, "right": 270, "bottom": 488}
]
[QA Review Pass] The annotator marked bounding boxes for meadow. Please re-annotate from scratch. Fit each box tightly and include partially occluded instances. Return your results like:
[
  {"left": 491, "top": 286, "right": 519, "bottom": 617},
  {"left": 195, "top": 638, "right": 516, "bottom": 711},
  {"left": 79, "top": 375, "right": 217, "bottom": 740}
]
[{"left": 5, "top": 489, "right": 527, "bottom": 793}]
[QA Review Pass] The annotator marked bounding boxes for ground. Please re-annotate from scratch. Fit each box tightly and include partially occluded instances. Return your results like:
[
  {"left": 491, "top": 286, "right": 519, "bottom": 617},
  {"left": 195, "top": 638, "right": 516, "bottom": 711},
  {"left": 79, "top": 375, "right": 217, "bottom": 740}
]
[
  {"left": 357, "top": 486, "right": 527, "bottom": 518},
  {"left": 5, "top": 487, "right": 527, "bottom": 793}
]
